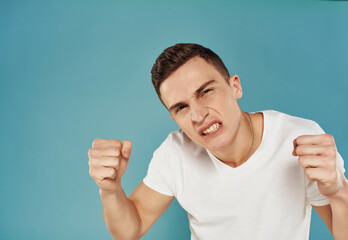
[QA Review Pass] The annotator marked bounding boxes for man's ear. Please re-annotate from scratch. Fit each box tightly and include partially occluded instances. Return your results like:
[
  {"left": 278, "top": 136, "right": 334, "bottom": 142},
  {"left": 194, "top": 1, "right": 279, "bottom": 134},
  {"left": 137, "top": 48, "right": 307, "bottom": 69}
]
[{"left": 229, "top": 74, "right": 243, "bottom": 99}]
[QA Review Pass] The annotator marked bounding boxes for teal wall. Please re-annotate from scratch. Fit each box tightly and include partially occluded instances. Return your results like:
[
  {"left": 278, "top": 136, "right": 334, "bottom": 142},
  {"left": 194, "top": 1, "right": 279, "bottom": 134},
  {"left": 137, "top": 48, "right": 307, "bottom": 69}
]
[{"left": 1, "top": 1, "right": 347, "bottom": 239}]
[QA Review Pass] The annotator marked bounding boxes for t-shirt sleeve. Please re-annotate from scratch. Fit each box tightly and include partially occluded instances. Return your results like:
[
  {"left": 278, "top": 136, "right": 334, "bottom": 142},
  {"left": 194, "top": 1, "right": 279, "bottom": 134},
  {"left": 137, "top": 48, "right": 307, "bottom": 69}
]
[
  {"left": 305, "top": 121, "right": 346, "bottom": 206},
  {"left": 143, "top": 137, "right": 175, "bottom": 197}
]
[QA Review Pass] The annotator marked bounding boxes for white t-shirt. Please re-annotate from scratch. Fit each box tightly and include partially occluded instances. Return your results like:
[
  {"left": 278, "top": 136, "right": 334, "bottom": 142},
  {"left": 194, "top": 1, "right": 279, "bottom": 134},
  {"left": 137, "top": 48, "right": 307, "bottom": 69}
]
[{"left": 143, "top": 110, "right": 345, "bottom": 240}]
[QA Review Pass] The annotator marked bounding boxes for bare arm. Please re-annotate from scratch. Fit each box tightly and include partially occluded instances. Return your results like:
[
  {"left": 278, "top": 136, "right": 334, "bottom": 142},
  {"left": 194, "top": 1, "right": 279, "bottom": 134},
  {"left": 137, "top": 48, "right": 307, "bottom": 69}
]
[
  {"left": 313, "top": 176, "right": 348, "bottom": 240},
  {"left": 100, "top": 188, "right": 142, "bottom": 240},
  {"left": 129, "top": 182, "right": 174, "bottom": 238},
  {"left": 293, "top": 134, "right": 348, "bottom": 240},
  {"left": 100, "top": 182, "right": 174, "bottom": 240},
  {"left": 89, "top": 138, "right": 173, "bottom": 240}
]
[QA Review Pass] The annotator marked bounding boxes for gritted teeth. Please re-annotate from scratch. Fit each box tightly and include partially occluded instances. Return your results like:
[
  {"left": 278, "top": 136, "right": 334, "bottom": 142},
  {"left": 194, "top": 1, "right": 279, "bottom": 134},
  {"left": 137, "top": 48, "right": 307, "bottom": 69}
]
[{"left": 202, "top": 123, "right": 221, "bottom": 135}]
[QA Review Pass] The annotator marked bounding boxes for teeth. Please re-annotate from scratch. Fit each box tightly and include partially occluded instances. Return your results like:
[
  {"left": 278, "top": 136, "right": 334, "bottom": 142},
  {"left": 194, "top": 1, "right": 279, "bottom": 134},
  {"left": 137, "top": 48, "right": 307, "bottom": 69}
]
[{"left": 202, "top": 123, "right": 221, "bottom": 135}]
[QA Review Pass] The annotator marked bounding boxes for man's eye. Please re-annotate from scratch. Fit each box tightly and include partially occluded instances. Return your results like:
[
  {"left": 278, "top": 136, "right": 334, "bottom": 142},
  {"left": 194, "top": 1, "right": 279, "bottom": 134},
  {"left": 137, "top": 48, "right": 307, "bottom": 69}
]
[
  {"left": 202, "top": 88, "right": 213, "bottom": 96},
  {"left": 176, "top": 105, "right": 186, "bottom": 113}
]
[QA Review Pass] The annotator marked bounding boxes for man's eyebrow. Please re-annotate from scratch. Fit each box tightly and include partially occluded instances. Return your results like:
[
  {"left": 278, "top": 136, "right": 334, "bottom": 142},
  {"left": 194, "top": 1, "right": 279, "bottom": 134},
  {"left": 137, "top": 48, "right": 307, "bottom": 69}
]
[
  {"left": 168, "top": 80, "right": 217, "bottom": 113},
  {"left": 194, "top": 79, "right": 216, "bottom": 97}
]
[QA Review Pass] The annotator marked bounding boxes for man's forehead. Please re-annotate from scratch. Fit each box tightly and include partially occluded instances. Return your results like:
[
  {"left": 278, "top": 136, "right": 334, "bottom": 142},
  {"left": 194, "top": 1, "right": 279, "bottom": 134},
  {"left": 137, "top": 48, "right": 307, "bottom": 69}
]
[{"left": 159, "top": 58, "right": 218, "bottom": 107}]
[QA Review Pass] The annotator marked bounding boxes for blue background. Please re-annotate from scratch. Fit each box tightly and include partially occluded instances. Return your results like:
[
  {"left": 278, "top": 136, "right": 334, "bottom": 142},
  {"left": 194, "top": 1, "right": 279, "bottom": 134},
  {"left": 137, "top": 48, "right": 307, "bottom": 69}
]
[{"left": 1, "top": 1, "right": 347, "bottom": 239}]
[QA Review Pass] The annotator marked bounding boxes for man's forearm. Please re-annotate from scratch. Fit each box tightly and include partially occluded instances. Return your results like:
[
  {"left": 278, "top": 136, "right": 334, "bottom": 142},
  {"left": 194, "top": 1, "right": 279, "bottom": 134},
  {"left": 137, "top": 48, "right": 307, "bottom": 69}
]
[
  {"left": 330, "top": 176, "right": 348, "bottom": 240},
  {"left": 100, "top": 188, "right": 142, "bottom": 240}
]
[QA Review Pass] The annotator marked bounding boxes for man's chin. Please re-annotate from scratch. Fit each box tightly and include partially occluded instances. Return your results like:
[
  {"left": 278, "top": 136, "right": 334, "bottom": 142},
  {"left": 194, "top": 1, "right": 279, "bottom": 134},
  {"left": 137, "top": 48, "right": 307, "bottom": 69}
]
[
  {"left": 187, "top": 133, "right": 228, "bottom": 151},
  {"left": 203, "top": 140, "right": 229, "bottom": 152}
]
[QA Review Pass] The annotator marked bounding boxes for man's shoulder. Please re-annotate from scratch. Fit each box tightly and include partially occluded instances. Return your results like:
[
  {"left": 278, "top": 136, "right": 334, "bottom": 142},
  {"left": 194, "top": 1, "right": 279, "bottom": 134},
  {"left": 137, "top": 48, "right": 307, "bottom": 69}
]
[
  {"left": 154, "top": 129, "right": 204, "bottom": 156},
  {"left": 164, "top": 129, "right": 197, "bottom": 148},
  {"left": 262, "top": 109, "right": 324, "bottom": 134}
]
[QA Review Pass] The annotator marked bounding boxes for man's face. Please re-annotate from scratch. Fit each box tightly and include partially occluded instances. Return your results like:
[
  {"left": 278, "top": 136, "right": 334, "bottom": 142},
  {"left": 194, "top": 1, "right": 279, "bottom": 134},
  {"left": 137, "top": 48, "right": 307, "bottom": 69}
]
[{"left": 160, "top": 57, "right": 243, "bottom": 152}]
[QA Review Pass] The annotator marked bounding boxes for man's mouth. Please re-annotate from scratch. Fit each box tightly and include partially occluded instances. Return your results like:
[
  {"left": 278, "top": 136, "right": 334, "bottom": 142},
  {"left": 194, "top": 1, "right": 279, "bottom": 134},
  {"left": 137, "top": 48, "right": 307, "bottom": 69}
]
[{"left": 202, "top": 123, "right": 221, "bottom": 136}]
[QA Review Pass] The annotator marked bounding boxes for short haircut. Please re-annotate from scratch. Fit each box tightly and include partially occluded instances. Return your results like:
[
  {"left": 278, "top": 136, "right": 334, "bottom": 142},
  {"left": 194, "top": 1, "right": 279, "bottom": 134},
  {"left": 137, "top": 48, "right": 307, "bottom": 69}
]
[{"left": 151, "top": 43, "right": 230, "bottom": 107}]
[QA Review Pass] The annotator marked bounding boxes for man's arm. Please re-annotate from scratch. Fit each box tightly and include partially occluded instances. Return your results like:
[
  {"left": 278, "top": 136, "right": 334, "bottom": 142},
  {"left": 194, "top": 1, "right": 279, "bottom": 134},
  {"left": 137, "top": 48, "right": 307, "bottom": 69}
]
[
  {"left": 293, "top": 134, "right": 348, "bottom": 240},
  {"left": 100, "top": 182, "right": 174, "bottom": 240},
  {"left": 128, "top": 182, "right": 174, "bottom": 238},
  {"left": 88, "top": 138, "right": 174, "bottom": 240},
  {"left": 313, "top": 176, "right": 348, "bottom": 240}
]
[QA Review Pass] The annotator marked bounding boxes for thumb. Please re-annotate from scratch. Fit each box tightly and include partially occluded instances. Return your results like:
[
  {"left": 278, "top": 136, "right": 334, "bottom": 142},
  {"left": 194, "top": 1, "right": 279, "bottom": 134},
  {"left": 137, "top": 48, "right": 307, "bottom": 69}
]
[
  {"left": 292, "top": 138, "right": 298, "bottom": 156},
  {"left": 121, "top": 140, "right": 132, "bottom": 159}
]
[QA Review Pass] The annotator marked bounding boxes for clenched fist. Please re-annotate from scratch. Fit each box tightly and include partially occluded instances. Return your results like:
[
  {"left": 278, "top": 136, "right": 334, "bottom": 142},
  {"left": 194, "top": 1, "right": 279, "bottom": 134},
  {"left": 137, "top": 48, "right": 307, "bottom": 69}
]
[
  {"left": 293, "top": 134, "right": 344, "bottom": 197},
  {"left": 88, "top": 139, "right": 132, "bottom": 193}
]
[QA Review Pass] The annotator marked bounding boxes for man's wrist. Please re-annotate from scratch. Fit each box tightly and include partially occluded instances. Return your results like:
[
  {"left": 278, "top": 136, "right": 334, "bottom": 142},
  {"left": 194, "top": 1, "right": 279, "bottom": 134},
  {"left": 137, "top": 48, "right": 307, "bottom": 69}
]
[
  {"left": 99, "top": 186, "right": 123, "bottom": 199},
  {"left": 328, "top": 178, "right": 348, "bottom": 204}
]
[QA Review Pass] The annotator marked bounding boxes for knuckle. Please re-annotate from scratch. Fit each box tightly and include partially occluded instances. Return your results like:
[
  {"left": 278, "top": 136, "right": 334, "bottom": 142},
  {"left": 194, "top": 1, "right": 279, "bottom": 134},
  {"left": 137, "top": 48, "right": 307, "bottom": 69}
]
[
  {"left": 296, "top": 145, "right": 304, "bottom": 154},
  {"left": 89, "top": 168, "right": 94, "bottom": 177},
  {"left": 88, "top": 158, "right": 97, "bottom": 167},
  {"left": 111, "top": 139, "right": 122, "bottom": 147},
  {"left": 325, "top": 134, "right": 334, "bottom": 141},
  {"left": 324, "top": 134, "right": 334, "bottom": 145},
  {"left": 112, "top": 158, "right": 120, "bottom": 167},
  {"left": 114, "top": 149, "right": 121, "bottom": 157},
  {"left": 298, "top": 157, "right": 304, "bottom": 165},
  {"left": 294, "top": 146, "right": 299, "bottom": 155},
  {"left": 108, "top": 168, "right": 116, "bottom": 178},
  {"left": 305, "top": 168, "right": 312, "bottom": 177},
  {"left": 96, "top": 175, "right": 103, "bottom": 181},
  {"left": 326, "top": 158, "right": 336, "bottom": 169},
  {"left": 92, "top": 138, "right": 101, "bottom": 147},
  {"left": 296, "top": 136, "right": 303, "bottom": 144},
  {"left": 330, "top": 147, "right": 337, "bottom": 156},
  {"left": 324, "top": 147, "right": 335, "bottom": 156},
  {"left": 323, "top": 147, "right": 329, "bottom": 156},
  {"left": 88, "top": 149, "right": 93, "bottom": 156}
]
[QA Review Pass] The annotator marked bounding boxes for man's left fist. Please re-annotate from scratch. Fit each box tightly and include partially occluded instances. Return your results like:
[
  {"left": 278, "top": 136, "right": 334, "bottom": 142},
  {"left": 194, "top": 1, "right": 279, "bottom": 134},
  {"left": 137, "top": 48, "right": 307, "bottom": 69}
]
[{"left": 293, "top": 134, "right": 343, "bottom": 197}]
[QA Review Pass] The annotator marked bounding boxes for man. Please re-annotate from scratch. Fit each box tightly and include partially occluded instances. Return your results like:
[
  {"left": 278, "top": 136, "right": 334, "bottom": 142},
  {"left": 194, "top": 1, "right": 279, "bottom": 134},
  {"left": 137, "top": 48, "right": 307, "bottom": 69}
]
[{"left": 88, "top": 43, "right": 348, "bottom": 240}]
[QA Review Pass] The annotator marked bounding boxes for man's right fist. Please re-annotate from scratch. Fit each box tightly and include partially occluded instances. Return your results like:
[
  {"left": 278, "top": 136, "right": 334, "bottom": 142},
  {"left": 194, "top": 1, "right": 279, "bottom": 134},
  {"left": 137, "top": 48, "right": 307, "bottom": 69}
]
[{"left": 88, "top": 139, "right": 132, "bottom": 193}]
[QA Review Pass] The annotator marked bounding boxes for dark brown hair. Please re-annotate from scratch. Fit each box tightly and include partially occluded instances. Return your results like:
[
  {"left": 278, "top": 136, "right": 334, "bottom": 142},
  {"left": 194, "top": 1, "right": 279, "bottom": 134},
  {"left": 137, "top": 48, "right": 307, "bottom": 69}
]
[{"left": 151, "top": 43, "right": 230, "bottom": 106}]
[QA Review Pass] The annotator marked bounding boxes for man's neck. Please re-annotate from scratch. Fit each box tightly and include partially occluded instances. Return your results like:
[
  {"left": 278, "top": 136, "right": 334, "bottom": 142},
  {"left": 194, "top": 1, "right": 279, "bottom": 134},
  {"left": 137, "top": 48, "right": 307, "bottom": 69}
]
[{"left": 210, "top": 112, "right": 264, "bottom": 168}]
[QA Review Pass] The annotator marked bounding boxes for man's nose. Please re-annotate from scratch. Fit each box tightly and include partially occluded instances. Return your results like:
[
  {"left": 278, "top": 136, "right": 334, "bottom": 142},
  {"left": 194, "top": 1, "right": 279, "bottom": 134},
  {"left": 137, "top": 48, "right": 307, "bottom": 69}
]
[{"left": 191, "top": 102, "right": 208, "bottom": 123}]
